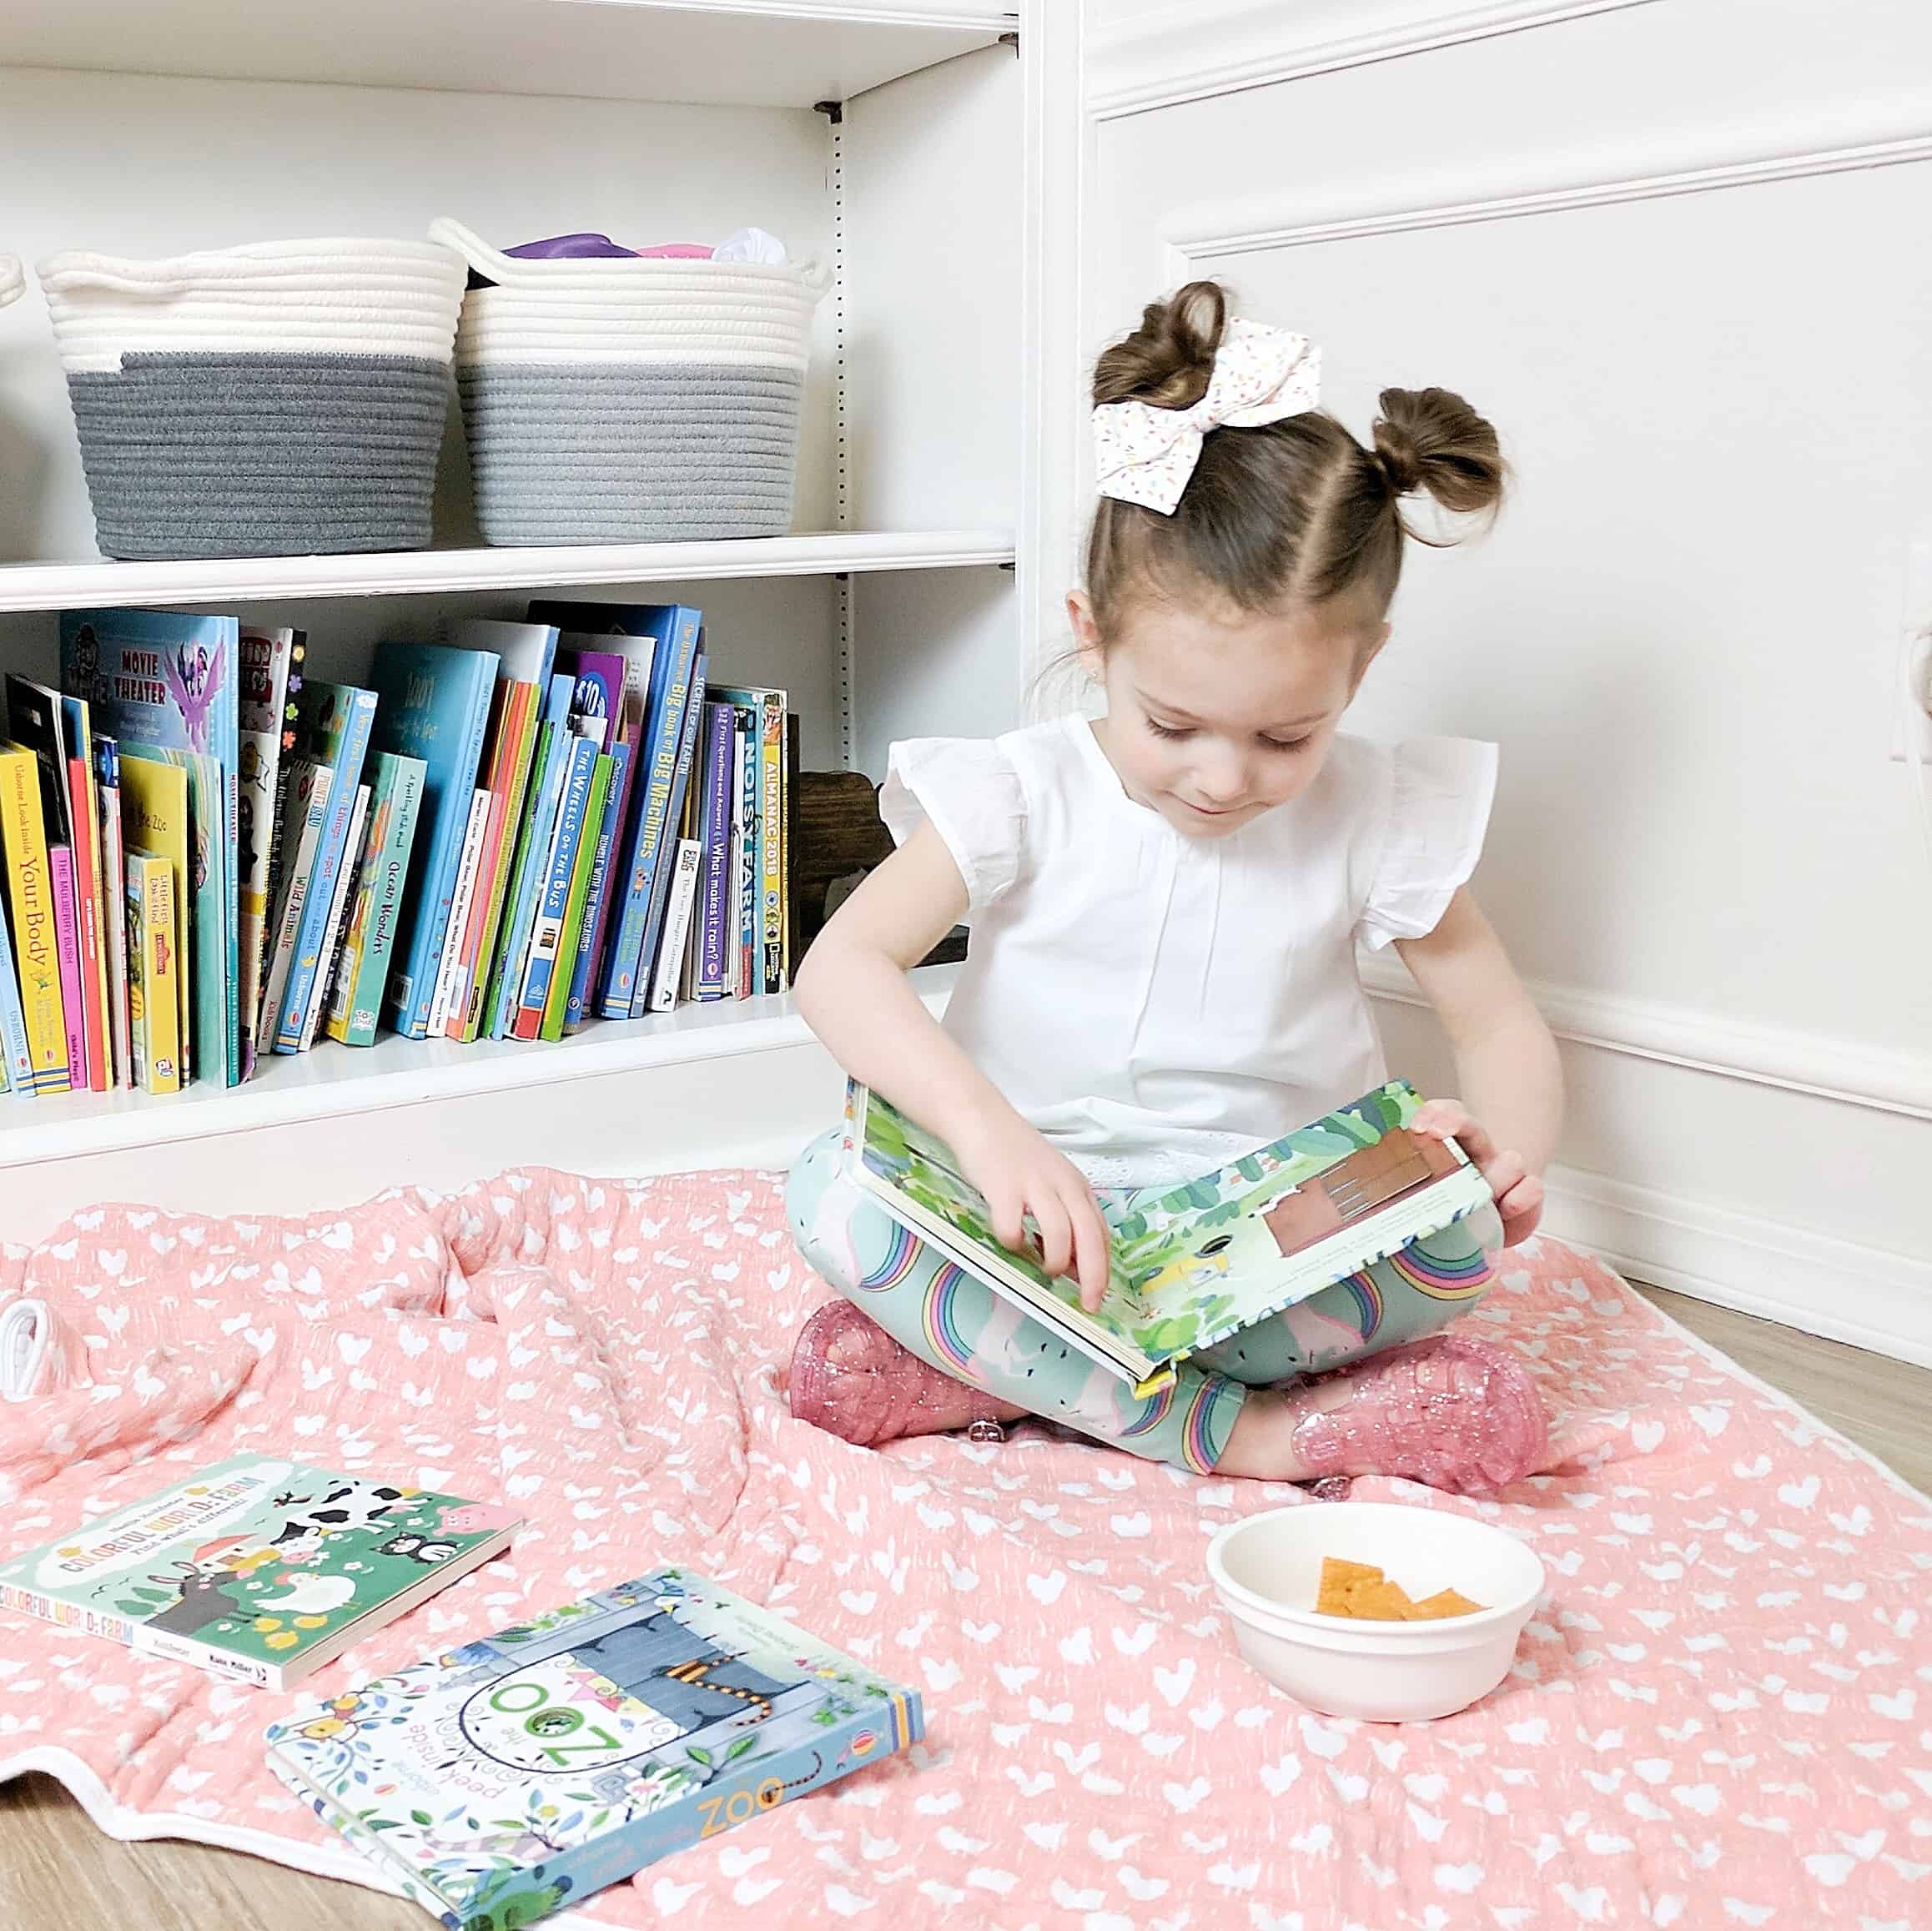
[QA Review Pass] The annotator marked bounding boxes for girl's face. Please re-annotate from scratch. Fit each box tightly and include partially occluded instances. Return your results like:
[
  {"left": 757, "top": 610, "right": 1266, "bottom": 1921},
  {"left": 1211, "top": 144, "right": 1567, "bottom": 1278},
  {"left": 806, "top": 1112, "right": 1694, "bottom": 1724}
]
[{"left": 1069, "top": 586, "right": 1387, "bottom": 839}]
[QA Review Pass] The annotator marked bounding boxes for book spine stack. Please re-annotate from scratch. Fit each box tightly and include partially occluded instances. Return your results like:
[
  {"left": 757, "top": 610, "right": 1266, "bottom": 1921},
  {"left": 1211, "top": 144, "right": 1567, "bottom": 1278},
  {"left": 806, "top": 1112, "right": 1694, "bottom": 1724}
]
[{"left": 0, "top": 602, "right": 800, "bottom": 1110}]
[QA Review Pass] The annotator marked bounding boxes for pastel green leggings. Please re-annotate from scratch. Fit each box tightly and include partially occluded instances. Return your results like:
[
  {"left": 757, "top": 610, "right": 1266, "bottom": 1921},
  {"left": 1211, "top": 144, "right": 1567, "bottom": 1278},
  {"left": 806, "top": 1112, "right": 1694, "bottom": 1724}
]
[{"left": 785, "top": 1128, "right": 1500, "bottom": 1474}]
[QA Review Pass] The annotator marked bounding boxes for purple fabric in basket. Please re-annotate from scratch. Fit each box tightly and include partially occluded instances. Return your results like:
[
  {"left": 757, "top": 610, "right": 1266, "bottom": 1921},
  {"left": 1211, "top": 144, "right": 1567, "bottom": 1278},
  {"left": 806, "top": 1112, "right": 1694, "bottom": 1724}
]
[{"left": 505, "top": 233, "right": 640, "bottom": 259}]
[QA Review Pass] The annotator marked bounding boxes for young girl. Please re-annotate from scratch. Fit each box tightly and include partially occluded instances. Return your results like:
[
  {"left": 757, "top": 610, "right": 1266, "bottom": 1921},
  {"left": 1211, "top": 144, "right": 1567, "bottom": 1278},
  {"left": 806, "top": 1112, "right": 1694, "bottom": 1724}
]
[{"left": 783, "top": 281, "right": 1562, "bottom": 1496}]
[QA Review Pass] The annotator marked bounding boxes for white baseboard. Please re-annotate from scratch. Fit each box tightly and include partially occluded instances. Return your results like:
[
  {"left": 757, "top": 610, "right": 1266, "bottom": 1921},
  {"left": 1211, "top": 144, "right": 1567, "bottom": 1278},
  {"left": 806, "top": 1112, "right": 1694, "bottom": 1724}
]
[{"left": 1542, "top": 1161, "right": 1932, "bottom": 1370}]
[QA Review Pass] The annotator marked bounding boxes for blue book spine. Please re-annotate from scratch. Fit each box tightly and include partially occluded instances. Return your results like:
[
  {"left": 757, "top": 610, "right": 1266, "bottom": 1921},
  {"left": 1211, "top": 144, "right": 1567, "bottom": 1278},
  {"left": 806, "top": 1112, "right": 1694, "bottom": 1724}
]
[
  {"left": 275, "top": 689, "right": 376, "bottom": 1051},
  {"left": 488, "top": 675, "right": 575, "bottom": 1040},
  {"left": 372, "top": 645, "right": 500, "bottom": 1040},
  {"left": 696, "top": 702, "right": 735, "bottom": 999},
  {"left": 0, "top": 874, "right": 37, "bottom": 1099},
  {"left": 597, "top": 609, "right": 703, "bottom": 1018},
  {"left": 514, "top": 737, "right": 596, "bottom": 1033},
  {"left": 630, "top": 652, "right": 707, "bottom": 1016},
  {"left": 561, "top": 739, "right": 631, "bottom": 1033}
]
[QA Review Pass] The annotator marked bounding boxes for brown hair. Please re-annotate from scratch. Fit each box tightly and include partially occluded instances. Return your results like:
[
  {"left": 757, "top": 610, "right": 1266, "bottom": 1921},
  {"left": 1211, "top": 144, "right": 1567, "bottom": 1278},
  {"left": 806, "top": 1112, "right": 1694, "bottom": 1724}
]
[{"left": 1086, "top": 280, "right": 1506, "bottom": 640}]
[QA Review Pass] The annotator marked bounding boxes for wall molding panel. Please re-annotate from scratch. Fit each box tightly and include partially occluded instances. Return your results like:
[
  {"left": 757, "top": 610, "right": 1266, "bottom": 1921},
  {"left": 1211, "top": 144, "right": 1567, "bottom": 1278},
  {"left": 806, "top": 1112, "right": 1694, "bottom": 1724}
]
[
  {"left": 1362, "top": 956, "right": 1932, "bottom": 1124},
  {"left": 1159, "top": 122, "right": 1932, "bottom": 279},
  {"left": 1089, "top": 0, "right": 1659, "bottom": 121},
  {"left": 1540, "top": 1160, "right": 1932, "bottom": 1370}
]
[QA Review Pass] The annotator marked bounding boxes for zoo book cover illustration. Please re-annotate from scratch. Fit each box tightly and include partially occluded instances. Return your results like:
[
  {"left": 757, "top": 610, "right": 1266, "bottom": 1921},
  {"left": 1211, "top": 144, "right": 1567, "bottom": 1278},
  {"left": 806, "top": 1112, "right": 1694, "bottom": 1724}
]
[
  {"left": 0, "top": 1455, "right": 519, "bottom": 1687},
  {"left": 848, "top": 1075, "right": 1496, "bottom": 1392},
  {"left": 264, "top": 1566, "right": 923, "bottom": 1931}
]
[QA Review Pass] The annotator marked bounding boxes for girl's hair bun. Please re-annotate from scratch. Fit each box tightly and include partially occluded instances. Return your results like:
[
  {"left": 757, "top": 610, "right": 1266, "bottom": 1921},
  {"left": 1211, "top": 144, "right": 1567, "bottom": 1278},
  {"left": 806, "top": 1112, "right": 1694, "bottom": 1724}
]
[
  {"left": 1371, "top": 387, "right": 1506, "bottom": 516},
  {"left": 1093, "top": 280, "right": 1228, "bottom": 411}
]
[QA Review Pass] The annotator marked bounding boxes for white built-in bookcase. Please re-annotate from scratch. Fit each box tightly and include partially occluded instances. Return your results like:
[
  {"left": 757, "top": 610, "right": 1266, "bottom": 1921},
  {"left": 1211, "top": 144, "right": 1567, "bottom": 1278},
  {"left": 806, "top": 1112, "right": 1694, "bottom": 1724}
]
[{"left": 0, "top": 0, "right": 1084, "bottom": 1234}]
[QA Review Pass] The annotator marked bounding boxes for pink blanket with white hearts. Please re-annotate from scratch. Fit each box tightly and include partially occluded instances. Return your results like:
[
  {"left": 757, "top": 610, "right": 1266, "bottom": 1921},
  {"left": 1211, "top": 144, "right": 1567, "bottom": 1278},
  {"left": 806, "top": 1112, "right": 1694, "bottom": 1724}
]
[{"left": 0, "top": 1168, "right": 1926, "bottom": 1931}]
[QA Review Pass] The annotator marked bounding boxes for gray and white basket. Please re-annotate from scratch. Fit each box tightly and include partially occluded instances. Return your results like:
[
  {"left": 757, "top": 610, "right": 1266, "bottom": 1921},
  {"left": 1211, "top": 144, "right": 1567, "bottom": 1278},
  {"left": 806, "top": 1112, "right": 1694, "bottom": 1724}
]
[
  {"left": 35, "top": 238, "right": 466, "bottom": 561},
  {"left": 0, "top": 256, "right": 21, "bottom": 313},
  {"left": 430, "top": 218, "right": 829, "bottom": 547}
]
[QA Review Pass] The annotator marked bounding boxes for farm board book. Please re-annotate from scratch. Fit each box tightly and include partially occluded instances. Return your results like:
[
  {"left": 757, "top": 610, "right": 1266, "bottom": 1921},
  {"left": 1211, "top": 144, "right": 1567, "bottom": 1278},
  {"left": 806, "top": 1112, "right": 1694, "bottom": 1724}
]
[{"left": 0, "top": 1456, "right": 518, "bottom": 1689}]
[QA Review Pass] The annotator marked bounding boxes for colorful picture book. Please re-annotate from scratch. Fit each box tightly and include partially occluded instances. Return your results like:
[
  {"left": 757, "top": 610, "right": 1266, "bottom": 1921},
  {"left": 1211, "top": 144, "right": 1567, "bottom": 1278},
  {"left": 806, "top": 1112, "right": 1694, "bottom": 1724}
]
[
  {"left": 264, "top": 1566, "right": 922, "bottom": 1931},
  {"left": 61, "top": 610, "right": 239, "bottom": 1085},
  {"left": 845, "top": 1078, "right": 1496, "bottom": 1391},
  {"left": 369, "top": 641, "right": 501, "bottom": 1041},
  {"left": 0, "top": 1455, "right": 519, "bottom": 1690}
]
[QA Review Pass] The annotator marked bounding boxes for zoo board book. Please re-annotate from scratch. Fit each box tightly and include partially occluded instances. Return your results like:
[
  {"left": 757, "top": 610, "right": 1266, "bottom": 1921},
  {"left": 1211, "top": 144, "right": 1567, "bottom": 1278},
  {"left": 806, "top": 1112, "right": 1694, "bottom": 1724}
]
[
  {"left": 264, "top": 1566, "right": 923, "bottom": 1931},
  {"left": 847, "top": 1077, "right": 1495, "bottom": 1393},
  {"left": 0, "top": 1456, "right": 520, "bottom": 1689}
]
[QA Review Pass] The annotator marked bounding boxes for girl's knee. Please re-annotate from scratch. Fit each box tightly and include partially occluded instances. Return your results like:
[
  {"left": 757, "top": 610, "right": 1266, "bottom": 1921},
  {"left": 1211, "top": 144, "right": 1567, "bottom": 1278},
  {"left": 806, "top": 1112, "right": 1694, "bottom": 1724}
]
[{"left": 786, "top": 1128, "right": 864, "bottom": 1292}]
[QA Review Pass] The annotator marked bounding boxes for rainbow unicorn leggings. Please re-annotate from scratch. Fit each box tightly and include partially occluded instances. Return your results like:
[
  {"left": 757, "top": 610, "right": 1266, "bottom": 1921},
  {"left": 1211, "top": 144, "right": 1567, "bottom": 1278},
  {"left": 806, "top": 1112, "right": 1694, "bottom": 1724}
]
[{"left": 784, "top": 1129, "right": 1499, "bottom": 1474}]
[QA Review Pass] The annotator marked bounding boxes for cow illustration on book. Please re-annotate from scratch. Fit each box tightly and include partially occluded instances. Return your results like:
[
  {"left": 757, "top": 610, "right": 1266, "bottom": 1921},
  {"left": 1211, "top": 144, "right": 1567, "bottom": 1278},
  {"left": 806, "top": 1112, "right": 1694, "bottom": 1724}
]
[{"left": 266, "top": 1477, "right": 411, "bottom": 1555}]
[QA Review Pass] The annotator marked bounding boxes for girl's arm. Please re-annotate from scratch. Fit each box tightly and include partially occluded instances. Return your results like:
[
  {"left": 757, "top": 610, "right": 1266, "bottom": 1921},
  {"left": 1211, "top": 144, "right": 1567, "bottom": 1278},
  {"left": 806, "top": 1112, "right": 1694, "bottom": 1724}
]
[
  {"left": 1392, "top": 887, "right": 1562, "bottom": 1245},
  {"left": 793, "top": 821, "right": 1114, "bottom": 1305}
]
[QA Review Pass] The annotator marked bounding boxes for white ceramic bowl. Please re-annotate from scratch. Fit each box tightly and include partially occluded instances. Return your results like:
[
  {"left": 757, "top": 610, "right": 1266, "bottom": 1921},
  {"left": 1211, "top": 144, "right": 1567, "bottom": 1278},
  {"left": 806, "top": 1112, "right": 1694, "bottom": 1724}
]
[{"left": 1206, "top": 1501, "right": 1546, "bottom": 1722}]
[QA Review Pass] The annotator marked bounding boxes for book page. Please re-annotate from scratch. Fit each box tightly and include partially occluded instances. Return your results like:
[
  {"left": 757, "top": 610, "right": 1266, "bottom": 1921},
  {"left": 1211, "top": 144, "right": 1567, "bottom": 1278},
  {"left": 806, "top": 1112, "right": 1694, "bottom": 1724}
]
[{"left": 853, "top": 1086, "right": 1148, "bottom": 1345}]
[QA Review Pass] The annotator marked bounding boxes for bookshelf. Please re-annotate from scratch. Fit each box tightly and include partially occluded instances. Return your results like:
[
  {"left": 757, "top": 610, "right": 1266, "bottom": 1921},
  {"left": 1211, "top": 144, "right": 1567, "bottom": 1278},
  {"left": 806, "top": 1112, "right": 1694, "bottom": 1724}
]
[{"left": 0, "top": 0, "right": 1079, "bottom": 1235}]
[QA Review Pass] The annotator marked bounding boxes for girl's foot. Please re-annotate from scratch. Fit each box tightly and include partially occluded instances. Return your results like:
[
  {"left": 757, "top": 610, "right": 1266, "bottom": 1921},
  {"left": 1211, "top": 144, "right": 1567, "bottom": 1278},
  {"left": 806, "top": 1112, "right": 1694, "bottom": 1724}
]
[
  {"left": 1221, "top": 1334, "right": 1547, "bottom": 1496},
  {"left": 787, "top": 1300, "right": 1028, "bottom": 1448}
]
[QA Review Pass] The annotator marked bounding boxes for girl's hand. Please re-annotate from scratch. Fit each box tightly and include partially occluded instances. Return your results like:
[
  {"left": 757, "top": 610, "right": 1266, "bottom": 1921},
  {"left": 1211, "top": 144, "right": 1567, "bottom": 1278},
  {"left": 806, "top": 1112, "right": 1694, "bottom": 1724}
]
[
  {"left": 1409, "top": 1099, "right": 1544, "bottom": 1247},
  {"left": 951, "top": 1108, "right": 1114, "bottom": 1312}
]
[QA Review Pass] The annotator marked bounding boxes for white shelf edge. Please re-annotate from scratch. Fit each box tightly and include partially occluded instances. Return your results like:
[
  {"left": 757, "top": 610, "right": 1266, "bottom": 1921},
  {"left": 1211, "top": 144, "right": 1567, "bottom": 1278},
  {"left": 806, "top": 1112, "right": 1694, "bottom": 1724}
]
[
  {"left": 0, "top": 965, "right": 958, "bottom": 1168},
  {"left": 581, "top": 3, "right": 1014, "bottom": 25},
  {"left": 0, "top": 530, "right": 1017, "bottom": 614}
]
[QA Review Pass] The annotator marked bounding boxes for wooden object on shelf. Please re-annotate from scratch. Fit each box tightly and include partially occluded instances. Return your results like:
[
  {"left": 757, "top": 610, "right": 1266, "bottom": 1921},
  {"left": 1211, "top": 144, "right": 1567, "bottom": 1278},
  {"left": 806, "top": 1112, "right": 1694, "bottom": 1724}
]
[{"left": 787, "top": 767, "right": 966, "bottom": 969}]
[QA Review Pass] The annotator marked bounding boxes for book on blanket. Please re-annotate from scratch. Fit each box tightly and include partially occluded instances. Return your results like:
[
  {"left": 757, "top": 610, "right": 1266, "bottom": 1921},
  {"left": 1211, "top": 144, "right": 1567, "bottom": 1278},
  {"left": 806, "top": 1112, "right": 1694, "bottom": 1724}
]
[
  {"left": 264, "top": 1566, "right": 923, "bottom": 1931},
  {"left": 0, "top": 1455, "right": 519, "bottom": 1689},
  {"left": 845, "top": 1076, "right": 1495, "bottom": 1394}
]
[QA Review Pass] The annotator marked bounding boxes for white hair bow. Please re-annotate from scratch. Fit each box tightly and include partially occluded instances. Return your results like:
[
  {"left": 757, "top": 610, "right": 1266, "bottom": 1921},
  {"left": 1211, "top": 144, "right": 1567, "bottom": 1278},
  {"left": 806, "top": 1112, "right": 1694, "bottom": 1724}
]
[{"left": 1092, "top": 318, "right": 1322, "bottom": 515}]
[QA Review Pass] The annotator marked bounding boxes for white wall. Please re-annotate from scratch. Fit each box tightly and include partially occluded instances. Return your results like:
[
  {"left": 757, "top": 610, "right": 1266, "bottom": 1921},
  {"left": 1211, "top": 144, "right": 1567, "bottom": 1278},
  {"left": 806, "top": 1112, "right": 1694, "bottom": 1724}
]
[{"left": 1083, "top": 0, "right": 1932, "bottom": 1362}]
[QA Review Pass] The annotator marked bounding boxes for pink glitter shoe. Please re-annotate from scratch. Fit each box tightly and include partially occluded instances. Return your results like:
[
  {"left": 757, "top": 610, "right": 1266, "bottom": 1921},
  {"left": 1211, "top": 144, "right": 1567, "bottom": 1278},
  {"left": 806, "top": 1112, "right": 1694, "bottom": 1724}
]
[
  {"left": 787, "top": 1300, "right": 1027, "bottom": 1448},
  {"left": 1288, "top": 1334, "right": 1548, "bottom": 1498}
]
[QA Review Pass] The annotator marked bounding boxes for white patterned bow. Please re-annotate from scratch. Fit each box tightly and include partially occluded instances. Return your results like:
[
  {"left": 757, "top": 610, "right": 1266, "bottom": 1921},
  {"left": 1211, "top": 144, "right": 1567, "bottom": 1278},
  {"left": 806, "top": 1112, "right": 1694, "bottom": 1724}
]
[{"left": 1092, "top": 317, "right": 1322, "bottom": 515}]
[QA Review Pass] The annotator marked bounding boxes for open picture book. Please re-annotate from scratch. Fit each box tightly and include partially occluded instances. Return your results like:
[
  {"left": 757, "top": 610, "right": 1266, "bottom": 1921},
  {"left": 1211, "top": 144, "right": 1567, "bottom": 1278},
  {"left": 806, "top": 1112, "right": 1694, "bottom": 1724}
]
[{"left": 844, "top": 1077, "right": 1494, "bottom": 1393}]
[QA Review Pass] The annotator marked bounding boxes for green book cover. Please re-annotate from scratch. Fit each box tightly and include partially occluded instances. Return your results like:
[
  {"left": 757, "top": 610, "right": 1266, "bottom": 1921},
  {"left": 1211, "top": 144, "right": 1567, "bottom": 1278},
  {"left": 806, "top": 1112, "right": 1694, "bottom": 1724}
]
[
  {"left": 846, "top": 1079, "right": 1496, "bottom": 1392},
  {"left": 539, "top": 752, "right": 612, "bottom": 1042},
  {"left": 326, "top": 752, "right": 427, "bottom": 1048},
  {"left": 0, "top": 1455, "right": 519, "bottom": 1691},
  {"left": 480, "top": 716, "right": 556, "bottom": 1039}
]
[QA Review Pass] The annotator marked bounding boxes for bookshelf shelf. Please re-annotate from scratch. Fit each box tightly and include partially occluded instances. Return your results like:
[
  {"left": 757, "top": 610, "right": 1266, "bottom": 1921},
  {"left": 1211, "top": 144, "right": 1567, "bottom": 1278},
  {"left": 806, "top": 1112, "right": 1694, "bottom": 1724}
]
[
  {"left": 0, "top": 531, "right": 1017, "bottom": 616},
  {"left": 0, "top": 966, "right": 955, "bottom": 1172},
  {"left": 0, "top": 1, "right": 1014, "bottom": 111}
]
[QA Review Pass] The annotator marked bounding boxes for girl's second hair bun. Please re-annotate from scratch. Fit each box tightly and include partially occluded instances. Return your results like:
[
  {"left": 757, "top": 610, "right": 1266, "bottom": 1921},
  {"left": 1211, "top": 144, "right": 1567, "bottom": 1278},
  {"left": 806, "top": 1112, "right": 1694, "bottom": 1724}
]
[
  {"left": 1371, "top": 386, "right": 1507, "bottom": 515},
  {"left": 1093, "top": 279, "right": 1229, "bottom": 412}
]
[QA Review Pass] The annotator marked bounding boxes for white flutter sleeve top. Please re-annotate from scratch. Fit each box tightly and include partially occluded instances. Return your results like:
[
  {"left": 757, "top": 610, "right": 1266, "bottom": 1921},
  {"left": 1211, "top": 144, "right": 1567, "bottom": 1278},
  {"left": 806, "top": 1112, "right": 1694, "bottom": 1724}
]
[{"left": 881, "top": 714, "right": 1497, "bottom": 1191}]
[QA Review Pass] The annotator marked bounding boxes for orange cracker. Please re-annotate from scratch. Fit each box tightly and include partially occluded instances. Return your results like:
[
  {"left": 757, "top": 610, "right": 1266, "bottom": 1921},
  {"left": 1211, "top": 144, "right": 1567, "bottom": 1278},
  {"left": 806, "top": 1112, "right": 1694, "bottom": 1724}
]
[
  {"left": 1313, "top": 1556, "right": 1488, "bottom": 1622},
  {"left": 1315, "top": 1556, "right": 1382, "bottom": 1615},
  {"left": 1407, "top": 1588, "right": 1486, "bottom": 1620}
]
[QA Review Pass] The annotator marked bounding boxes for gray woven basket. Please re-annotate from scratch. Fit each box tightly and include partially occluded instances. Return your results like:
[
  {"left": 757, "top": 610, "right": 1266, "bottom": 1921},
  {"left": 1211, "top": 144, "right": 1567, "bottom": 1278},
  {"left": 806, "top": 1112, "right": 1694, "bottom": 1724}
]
[
  {"left": 36, "top": 239, "right": 466, "bottom": 561},
  {"left": 433, "top": 219, "right": 828, "bottom": 548}
]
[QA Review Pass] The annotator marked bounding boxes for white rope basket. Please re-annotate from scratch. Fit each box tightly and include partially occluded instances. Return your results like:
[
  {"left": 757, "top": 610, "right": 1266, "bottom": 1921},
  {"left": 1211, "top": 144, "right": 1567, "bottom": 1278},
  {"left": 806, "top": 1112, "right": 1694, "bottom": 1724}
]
[
  {"left": 430, "top": 218, "right": 830, "bottom": 547},
  {"left": 33, "top": 238, "right": 465, "bottom": 561}
]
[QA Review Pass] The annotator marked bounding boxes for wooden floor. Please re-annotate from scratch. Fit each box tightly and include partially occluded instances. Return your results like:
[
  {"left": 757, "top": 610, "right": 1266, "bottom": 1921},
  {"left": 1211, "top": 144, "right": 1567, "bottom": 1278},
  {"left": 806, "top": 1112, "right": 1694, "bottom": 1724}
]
[{"left": 2, "top": 1284, "right": 1926, "bottom": 1929}]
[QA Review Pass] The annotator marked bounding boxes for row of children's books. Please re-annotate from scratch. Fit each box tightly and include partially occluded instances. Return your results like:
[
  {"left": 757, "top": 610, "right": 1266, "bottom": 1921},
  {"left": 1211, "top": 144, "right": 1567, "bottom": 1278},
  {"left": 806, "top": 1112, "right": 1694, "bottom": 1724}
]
[{"left": 0, "top": 601, "right": 793, "bottom": 1098}]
